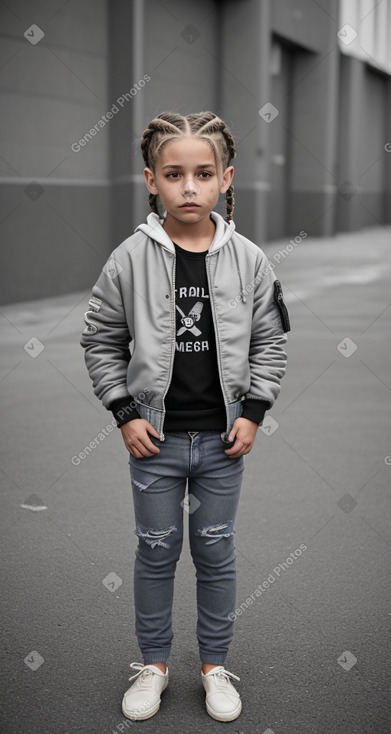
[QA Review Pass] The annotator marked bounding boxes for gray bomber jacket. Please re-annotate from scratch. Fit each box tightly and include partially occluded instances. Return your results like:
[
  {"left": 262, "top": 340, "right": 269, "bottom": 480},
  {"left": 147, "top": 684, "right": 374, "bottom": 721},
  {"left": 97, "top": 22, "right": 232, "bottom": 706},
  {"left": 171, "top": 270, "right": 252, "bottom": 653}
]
[{"left": 80, "top": 211, "right": 290, "bottom": 440}]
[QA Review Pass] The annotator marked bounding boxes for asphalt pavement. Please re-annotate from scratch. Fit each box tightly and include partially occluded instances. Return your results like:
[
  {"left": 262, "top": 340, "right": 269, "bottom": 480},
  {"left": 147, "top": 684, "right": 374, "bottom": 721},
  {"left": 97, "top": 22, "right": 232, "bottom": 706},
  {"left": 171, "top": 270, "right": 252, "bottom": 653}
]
[{"left": 0, "top": 225, "right": 390, "bottom": 734}]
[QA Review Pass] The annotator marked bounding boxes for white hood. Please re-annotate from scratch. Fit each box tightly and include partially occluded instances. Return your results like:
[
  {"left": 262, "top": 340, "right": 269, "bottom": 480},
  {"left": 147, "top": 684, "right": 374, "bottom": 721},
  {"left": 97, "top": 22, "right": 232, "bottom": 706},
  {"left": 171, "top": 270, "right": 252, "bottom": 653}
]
[{"left": 135, "top": 210, "right": 236, "bottom": 254}]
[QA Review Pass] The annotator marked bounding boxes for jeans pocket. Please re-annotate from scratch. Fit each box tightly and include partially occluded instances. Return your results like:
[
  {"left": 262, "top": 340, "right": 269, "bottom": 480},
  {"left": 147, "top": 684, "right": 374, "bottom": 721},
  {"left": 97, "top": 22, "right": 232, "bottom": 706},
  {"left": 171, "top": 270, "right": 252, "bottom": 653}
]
[
  {"left": 220, "top": 432, "right": 236, "bottom": 449},
  {"left": 128, "top": 458, "right": 157, "bottom": 492}
]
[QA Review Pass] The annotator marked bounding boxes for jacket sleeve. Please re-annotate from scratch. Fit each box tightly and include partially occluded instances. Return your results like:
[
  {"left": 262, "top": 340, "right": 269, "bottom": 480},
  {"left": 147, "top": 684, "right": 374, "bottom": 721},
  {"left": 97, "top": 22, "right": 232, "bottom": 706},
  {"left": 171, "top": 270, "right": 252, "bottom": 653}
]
[
  {"left": 80, "top": 259, "right": 133, "bottom": 411},
  {"left": 244, "top": 254, "right": 289, "bottom": 415}
]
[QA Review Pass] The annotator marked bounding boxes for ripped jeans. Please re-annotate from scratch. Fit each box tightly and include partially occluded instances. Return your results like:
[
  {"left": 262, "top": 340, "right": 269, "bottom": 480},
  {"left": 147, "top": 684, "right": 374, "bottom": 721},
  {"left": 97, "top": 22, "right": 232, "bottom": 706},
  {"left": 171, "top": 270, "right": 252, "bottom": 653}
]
[{"left": 128, "top": 430, "right": 244, "bottom": 665}]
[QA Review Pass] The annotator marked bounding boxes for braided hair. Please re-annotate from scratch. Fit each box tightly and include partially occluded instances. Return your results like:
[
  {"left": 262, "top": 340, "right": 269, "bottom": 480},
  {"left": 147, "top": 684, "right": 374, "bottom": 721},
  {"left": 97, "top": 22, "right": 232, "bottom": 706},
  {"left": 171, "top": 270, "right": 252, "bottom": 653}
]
[{"left": 140, "top": 111, "right": 236, "bottom": 222}]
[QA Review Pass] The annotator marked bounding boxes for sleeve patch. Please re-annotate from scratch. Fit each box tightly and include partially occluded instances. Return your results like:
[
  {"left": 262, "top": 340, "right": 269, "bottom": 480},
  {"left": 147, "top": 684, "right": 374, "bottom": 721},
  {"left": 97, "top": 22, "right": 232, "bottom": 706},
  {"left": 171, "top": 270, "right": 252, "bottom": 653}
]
[
  {"left": 273, "top": 280, "right": 291, "bottom": 333},
  {"left": 83, "top": 296, "right": 102, "bottom": 335}
]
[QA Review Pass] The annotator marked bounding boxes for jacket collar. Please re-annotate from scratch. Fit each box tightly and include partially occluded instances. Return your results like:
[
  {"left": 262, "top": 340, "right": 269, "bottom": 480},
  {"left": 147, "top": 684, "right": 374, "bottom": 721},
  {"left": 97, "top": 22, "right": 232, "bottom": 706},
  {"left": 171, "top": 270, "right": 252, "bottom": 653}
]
[{"left": 135, "top": 210, "right": 236, "bottom": 254}]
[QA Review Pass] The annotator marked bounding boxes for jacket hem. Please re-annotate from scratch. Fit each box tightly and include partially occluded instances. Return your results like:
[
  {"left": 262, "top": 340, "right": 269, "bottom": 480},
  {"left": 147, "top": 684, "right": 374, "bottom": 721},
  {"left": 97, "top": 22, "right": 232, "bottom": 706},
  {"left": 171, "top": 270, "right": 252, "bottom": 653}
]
[{"left": 135, "top": 399, "right": 243, "bottom": 441}]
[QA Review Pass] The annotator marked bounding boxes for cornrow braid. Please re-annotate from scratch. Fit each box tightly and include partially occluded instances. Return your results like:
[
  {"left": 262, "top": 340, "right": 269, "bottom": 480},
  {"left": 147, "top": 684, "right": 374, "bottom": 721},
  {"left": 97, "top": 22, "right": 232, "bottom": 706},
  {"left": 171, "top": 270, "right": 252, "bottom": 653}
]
[
  {"left": 140, "top": 111, "right": 236, "bottom": 222},
  {"left": 196, "top": 114, "right": 236, "bottom": 222}
]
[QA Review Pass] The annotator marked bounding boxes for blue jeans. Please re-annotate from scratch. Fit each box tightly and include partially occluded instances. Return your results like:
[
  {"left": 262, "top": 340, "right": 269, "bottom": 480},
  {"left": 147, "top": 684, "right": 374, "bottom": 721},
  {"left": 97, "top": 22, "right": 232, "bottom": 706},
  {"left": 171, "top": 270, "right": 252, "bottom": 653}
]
[{"left": 128, "top": 430, "right": 244, "bottom": 665}]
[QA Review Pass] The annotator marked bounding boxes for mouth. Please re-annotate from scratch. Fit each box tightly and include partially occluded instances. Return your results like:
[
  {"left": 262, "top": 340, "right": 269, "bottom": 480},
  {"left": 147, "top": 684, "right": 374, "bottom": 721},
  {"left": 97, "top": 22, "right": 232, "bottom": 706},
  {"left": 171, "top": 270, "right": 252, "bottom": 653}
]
[{"left": 180, "top": 203, "right": 200, "bottom": 208}]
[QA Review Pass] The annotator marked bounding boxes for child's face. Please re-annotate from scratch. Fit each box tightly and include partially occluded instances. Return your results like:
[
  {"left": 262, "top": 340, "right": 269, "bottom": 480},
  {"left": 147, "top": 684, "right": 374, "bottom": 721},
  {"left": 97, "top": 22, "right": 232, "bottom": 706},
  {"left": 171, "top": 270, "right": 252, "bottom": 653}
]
[{"left": 143, "top": 137, "right": 234, "bottom": 224}]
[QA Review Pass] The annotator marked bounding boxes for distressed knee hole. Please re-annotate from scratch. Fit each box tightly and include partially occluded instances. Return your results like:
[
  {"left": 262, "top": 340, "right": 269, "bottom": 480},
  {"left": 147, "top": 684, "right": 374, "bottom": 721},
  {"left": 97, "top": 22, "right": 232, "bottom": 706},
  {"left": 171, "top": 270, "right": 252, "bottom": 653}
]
[
  {"left": 195, "top": 521, "right": 235, "bottom": 545},
  {"left": 135, "top": 525, "right": 177, "bottom": 549}
]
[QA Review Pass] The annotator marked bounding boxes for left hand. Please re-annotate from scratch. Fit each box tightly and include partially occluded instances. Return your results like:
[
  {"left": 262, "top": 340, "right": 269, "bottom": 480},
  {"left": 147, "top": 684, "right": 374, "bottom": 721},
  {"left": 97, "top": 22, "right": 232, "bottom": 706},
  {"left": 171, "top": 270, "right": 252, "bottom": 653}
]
[{"left": 224, "top": 417, "right": 259, "bottom": 458}]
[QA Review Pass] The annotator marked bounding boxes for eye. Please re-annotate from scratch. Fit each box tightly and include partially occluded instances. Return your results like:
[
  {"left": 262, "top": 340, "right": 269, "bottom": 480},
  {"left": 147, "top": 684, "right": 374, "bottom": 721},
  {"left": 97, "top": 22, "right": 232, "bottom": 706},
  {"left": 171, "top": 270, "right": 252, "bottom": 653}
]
[
  {"left": 166, "top": 172, "right": 180, "bottom": 179},
  {"left": 199, "top": 171, "right": 212, "bottom": 178}
]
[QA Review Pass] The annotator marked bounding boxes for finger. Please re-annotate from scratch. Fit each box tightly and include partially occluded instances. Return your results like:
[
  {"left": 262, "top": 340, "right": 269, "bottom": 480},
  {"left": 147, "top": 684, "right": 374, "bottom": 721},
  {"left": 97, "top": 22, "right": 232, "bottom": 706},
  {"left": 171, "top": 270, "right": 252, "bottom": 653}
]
[
  {"left": 144, "top": 441, "right": 160, "bottom": 455},
  {"left": 225, "top": 440, "right": 251, "bottom": 457},
  {"left": 225, "top": 441, "right": 244, "bottom": 456},
  {"left": 129, "top": 444, "right": 155, "bottom": 458},
  {"left": 145, "top": 421, "right": 161, "bottom": 440},
  {"left": 149, "top": 428, "right": 161, "bottom": 440},
  {"left": 226, "top": 449, "right": 244, "bottom": 458},
  {"left": 137, "top": 437, "right": 161, "bottom": 457},
  {"left": 127, "top": 433, "right": 160, "bottom": 456},
  {"left": 127, "top": 439, "right": 149, "bottom": 457},
  {"left": 128, "top": 445, "right": 144, "bottom": 458},
  {"left": 230, "top": 447, "right": 250, "bottom": 458}
]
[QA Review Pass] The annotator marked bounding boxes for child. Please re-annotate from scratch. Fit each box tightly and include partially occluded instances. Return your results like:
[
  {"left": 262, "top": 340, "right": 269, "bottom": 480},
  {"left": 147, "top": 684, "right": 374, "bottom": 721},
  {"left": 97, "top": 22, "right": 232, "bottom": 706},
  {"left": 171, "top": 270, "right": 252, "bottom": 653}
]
[{"left": 80, "top": 111, "right": 290, "bottom": 722}]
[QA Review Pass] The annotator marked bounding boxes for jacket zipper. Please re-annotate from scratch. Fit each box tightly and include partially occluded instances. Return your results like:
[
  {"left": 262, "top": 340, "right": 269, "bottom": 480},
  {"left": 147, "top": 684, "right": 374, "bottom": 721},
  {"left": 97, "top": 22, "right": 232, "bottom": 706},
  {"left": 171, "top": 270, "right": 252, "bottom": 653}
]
[
  {"left": 206, "top": 255, "right": 230, "bottom": 437},
  {"left": 159, "top": 252, "right": 177, "bottom": 441}
]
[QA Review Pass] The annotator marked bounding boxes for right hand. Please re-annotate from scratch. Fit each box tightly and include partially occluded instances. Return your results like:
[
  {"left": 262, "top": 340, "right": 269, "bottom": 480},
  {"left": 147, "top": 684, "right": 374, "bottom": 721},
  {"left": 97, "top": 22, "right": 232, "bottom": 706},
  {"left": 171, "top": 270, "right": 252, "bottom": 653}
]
[{"left": 120, "top": 418, "right": 161, "bottom": 458}]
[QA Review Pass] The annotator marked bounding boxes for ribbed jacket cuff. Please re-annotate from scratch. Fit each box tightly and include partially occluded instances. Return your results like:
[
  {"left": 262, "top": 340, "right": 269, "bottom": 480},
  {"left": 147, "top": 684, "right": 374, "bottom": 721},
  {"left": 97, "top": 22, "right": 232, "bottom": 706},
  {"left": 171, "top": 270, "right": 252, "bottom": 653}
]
[
  {"left": 242, "top": 398, "right": 270, "bottom": 425},
  {"left": 110, "top": 396, "right": 140, "bottom": 427}
]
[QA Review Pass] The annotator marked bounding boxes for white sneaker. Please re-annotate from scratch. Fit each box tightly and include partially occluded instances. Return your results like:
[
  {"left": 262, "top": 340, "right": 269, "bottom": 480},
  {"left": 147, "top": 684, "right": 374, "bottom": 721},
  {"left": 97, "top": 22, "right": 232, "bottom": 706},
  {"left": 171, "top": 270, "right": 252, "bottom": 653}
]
[
  {"left": 122, "top": 662, "right": 168, "bottom": 720},
  {"left": 201, "top": 666, "right": 242, "bottom": 721}
]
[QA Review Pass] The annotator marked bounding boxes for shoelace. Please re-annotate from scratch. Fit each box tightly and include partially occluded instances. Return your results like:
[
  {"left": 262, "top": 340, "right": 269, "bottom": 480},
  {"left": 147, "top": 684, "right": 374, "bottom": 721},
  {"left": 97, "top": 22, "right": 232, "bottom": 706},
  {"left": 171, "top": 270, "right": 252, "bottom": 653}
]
[
  {"left": 209, "top": 667, "right": 240, "bottom": 685},
  {"left": 127, "top": 661, "right": 155, "bottom": 683}
]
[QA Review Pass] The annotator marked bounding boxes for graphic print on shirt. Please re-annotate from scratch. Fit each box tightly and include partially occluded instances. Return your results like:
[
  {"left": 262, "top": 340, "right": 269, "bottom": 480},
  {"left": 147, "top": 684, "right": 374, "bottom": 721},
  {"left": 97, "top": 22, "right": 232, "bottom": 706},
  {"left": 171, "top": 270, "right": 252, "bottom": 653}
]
[
  {"left": 176, "top": 301, "right": 203, "bottom": 336},
  {"left": 163, "top": 242, "right": 225, "bottom": 423},
  {"left": 174, "top": 288, "right": 210, "bottom": 352}
]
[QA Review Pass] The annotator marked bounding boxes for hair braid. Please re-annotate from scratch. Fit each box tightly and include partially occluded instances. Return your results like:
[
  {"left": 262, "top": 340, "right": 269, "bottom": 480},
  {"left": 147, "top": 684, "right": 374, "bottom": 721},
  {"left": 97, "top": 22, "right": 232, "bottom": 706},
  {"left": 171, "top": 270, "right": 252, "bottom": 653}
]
[
  {"left": 140, "top": 111, "right": 236, "bottom": 222},
  {"left": 196, "top": 115, "right": 236, "bottom": 221}
]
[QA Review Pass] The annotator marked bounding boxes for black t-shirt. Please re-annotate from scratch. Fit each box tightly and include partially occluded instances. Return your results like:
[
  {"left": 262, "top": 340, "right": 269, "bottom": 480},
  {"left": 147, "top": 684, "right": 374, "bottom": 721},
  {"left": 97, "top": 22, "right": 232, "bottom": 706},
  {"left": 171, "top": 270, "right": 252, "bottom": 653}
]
[{"left": 163, "top": 242, "right": 226, "bottom": 431}]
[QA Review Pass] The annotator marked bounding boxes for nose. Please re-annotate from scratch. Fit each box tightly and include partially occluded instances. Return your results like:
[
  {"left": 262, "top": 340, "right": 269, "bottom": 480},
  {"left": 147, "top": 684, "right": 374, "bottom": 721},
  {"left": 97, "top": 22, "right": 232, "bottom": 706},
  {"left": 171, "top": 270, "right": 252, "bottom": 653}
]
[{"left": 180, "top": 176, "right": 201, "bottom": 200}]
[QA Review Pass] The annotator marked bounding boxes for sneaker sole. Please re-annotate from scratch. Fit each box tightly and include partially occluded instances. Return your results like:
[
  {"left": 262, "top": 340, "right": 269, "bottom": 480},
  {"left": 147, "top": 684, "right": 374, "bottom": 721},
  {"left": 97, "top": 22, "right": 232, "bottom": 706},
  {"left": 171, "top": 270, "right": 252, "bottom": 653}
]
[
  {"left": 122, "top": 699, "right": 161, "bottom": 721},
  {"left": 206, "top": 699, "right": 242, "bottom": 722}
]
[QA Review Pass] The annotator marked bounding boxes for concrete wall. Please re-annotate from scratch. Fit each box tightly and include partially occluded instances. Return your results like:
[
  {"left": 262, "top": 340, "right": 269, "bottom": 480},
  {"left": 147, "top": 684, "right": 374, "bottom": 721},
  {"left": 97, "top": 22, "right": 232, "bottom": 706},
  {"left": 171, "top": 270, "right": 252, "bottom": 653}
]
[
  {"left": 1, "top": 0, "right": 390, "bottom": 305},
  {"left": 108, "top": 0, "right": 224, "bottom": 247},
  {"left": 219, "top": 0, "right": 271, "bottom": 245},
  {"left": 269, "top": 0, "right": 340, "bottom": 238},
  {"left": 220, "top": 0, "right": 340, "bottom": 244},
  {"left": 0, "top": 0, "right": 110, "bottom": 305},
  {"left": 336, "top": 56, "right": 389, "bottom": 231}
]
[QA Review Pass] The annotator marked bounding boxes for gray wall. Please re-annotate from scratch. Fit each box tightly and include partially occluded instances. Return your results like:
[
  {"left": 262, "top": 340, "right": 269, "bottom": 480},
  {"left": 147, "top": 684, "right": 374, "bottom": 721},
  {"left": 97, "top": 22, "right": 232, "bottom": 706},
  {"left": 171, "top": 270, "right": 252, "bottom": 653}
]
[
  {"left": 1, "top": 0, "right": 390, "bottom": 305},
  {"left": 336, "top": 56, "right": 390, "bottom": 231},
  {"left": 108, "top": 0, "right": 225, "bottom": 247},
  {"left": 0, "top": 0, "right": 111, "bottom": 304}
]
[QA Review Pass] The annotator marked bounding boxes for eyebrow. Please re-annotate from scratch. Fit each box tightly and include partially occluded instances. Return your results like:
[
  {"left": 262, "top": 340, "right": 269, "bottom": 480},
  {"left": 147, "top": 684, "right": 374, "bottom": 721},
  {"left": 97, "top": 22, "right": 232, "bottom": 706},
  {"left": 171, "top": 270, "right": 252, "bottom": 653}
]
[{"left": 161, "top": 163, "right": 216, "bottom": 170}]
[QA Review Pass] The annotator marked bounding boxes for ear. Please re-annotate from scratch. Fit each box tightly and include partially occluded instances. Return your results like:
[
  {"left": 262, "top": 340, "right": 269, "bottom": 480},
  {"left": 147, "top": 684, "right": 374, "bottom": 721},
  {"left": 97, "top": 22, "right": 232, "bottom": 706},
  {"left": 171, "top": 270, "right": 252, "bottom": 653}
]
[
  {"left": 143, "top": 167, "right": 159, "bottom": 195},
  {"left": 220, "top": 165, "right": 234, "bottom": 194}
]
